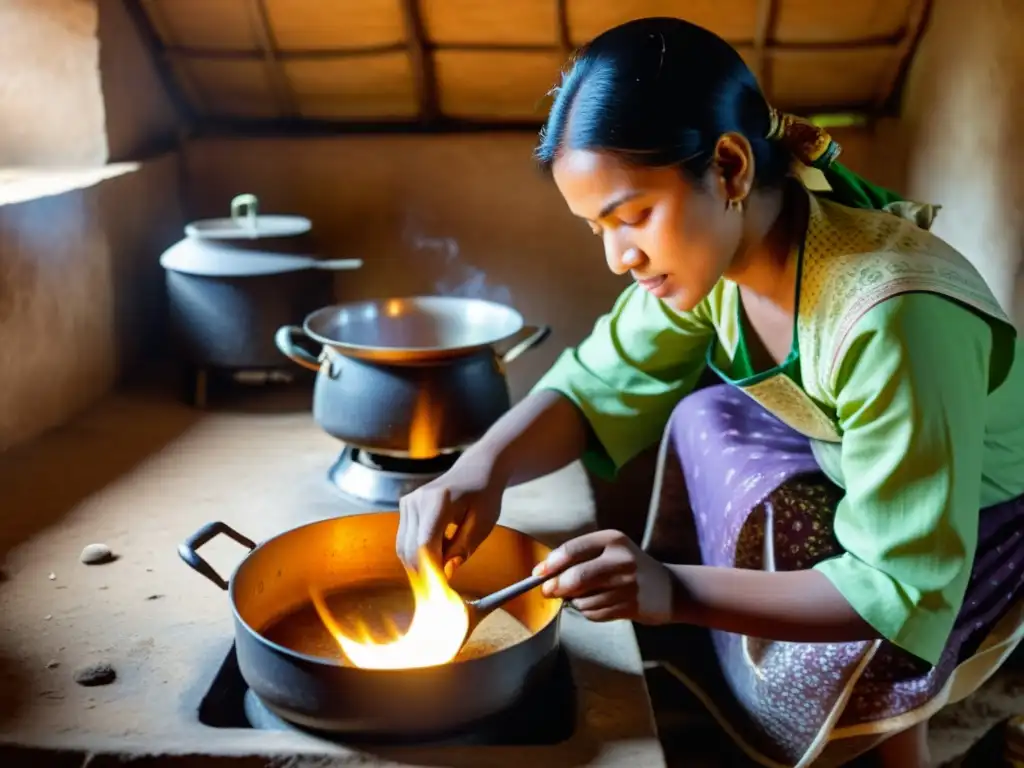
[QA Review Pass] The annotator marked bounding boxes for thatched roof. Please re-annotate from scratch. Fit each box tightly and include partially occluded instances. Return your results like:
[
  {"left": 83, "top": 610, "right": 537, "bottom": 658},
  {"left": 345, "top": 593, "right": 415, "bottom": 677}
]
[{"left": 131, "top": 0, "right": 930, "bottom": 132}]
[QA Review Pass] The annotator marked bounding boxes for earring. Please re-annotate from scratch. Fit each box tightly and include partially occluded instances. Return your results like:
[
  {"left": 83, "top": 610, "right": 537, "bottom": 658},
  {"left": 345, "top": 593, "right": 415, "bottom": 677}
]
[{"left": 727, "top": 198, "right": 745, "bottom": 213}]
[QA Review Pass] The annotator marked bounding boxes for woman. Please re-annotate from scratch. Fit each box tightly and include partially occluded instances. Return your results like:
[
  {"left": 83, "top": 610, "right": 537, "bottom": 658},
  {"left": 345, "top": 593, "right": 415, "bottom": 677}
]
[{"left": 396, "top": 17, "right": 1024, "bottom": 768}]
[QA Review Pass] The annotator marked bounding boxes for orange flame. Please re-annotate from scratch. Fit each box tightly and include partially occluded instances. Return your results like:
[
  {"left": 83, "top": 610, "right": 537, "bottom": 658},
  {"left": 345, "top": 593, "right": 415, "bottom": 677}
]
[
  {"left": 407, "top": 387, "right": 438, "bottom": 460},
  {"left": 308, "top": 385, "right": 469, "bottom": 669},
  {"left": 310, "top": 551, "right": 469, "bottom": 669}
]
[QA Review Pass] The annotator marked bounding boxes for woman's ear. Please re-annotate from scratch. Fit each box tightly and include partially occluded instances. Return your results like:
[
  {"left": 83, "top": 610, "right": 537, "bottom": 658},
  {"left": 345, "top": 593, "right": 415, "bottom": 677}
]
[{"left": 712, "top": 132, "right": 756, "bottom": 202}]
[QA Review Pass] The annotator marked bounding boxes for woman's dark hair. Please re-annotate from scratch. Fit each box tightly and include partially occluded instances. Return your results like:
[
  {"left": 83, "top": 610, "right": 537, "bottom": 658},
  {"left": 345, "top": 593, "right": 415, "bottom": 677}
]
[{"left": 536, "top": 17, "right": 791, "bottom": 187}]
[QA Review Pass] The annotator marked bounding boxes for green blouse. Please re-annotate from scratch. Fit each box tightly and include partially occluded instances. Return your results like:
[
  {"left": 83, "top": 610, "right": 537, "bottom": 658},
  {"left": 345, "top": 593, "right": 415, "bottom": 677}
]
[{"left": 533, "top": 278, "right": 1024, "bottom": 665}]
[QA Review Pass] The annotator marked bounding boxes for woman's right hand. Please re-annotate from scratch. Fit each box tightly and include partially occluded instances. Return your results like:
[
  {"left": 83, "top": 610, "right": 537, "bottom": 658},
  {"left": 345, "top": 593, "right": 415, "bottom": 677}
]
[{"left": 396, "top": 460, "right": 505, "bottom": 575}]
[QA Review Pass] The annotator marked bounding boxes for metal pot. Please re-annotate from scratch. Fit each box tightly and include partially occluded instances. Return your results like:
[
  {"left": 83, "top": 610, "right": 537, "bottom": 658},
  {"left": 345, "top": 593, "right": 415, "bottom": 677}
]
[
  {"left": 275, "top": 297, "right": 550, "bottom": 456},
  {"left": 178, "top": 513, "right": 563, "bottom": 736},
  {"left": 161, "top": 194, "right": 363, "bottom": 375}
]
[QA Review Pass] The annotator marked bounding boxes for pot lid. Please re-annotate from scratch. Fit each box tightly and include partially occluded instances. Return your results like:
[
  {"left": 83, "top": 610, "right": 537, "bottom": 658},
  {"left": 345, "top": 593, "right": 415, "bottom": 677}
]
[
  {"left": 184, "top": 193, "right": 311, "bottom": 240},
  {"left": 160, "top": 238, "right": 321, "bottom": 276}
]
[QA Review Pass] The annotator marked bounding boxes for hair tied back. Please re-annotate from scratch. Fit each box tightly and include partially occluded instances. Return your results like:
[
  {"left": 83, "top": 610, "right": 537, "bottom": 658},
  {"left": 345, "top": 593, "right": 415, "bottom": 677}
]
[{"left": 765, "top": 106, "right": 842, "bottom": 171}]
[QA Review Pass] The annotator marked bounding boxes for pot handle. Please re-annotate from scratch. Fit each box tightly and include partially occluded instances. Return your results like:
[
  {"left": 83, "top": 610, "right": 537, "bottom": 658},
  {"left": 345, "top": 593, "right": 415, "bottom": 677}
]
[
  {"left": 178, "top": 521, "right": 257, "bottom": 591},
  {"left": 311, "top": 258, "right": 364, "bottom": 271},
  {"left": 274, "top": 325, "right": 323, "bottom": 373},
  {"left": 500, "top": 325, "right": 551, "bottom": 365}
]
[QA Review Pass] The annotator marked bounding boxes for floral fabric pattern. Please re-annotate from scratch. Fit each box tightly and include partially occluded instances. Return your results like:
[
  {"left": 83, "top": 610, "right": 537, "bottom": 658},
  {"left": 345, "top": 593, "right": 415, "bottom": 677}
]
[{"left": 643, "top": 384, "right": 1024, "bottom": 767}]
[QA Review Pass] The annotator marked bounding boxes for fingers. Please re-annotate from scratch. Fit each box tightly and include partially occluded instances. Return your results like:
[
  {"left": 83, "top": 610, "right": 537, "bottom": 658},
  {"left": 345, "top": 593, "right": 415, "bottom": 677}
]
[
  {"left": 575, "top": 603, "right": 632, "bottom": 622},
  {"left": 443, "top": 513, "right": 476, "bottom": 570},
  {"left": 541, "top": 546, "right": 636, "bottom": 599},
  {"left": 396, "top": 477, "right": 499, "bottom": 575},
  {"left": 568, "top": 586, "right": 634, "bottom": 613},
  {"left": 403, "top": 515, "right": 425, "bottom": 571},
  {"left": 534, "top": 530, "right": 630, "bottom": 577},
  {"left": 397, "top": 486, "right": 457, "bottom": 569},
  {"left": 396, "top": 495, "right": 409, "bottom": 562},
  {"left": 415, "top": 486, "right": 454, "bottom": 568},
  {"left": 544, "top": 565, "right": 635, "bottom": 597},
  {"left": 397, "top": 494, "right": 417, "bottom": 567}
]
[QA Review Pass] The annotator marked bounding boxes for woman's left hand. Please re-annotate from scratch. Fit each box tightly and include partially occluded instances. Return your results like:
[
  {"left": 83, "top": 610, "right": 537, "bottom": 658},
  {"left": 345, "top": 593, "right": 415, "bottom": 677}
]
[{"left": 533, "top": 530, "right": 675, "bottom": 624}]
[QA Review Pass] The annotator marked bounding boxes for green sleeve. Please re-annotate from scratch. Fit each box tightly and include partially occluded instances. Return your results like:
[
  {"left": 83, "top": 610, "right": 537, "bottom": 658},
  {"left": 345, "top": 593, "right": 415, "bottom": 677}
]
[
  {"left": 531, "top": 282, "right": 716, "bottom": 479},
  {"left": 814, "top": 293, "right": 991, "bottom": 665}
]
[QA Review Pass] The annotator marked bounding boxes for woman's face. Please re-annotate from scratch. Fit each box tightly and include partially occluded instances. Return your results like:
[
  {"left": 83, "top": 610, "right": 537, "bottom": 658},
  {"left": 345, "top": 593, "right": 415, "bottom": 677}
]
[{"left": 551, "top": 148, "right": 744, "bottom": 312}]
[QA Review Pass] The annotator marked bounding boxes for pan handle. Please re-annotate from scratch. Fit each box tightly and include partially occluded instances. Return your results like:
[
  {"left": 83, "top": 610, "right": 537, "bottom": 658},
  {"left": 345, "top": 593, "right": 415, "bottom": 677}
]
[
  {"left": 499, "top": 325, "right": 551, "bottom": 365},
  {"left": 178, "top": 521, "right": 257, "bottom": 591},
  {"left": 274, "top": 325, "right": 323, "bottom": 373},
  {"left": 310, "top": 258, "right": 364, "bottom": 271}
]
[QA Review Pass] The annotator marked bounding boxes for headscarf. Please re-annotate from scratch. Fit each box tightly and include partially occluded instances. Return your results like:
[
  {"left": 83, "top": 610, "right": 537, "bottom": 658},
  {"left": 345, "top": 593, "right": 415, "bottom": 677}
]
[{"left": 766, "top": 107, "right": 940, "bottom": 230}]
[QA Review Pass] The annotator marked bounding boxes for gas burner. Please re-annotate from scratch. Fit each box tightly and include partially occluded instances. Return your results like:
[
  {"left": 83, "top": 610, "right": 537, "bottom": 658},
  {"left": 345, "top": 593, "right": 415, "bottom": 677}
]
[
  {"left": 199, "top": 643, "right": 577, "bottom": 746},
  {"left": 328, "top": 445, "right": 460, "bottom": 508}
]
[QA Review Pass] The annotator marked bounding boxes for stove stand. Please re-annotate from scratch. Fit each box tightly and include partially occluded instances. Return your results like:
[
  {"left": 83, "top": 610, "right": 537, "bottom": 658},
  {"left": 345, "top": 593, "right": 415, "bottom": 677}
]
[
  {"left": 198, "top": 643, "right": 577, "bottom": 747},
  {"left": 179, "top": 364, "right": 312, "bottom": 409},
  {"left": 328, "top": 445, "right": 461, "bottom": 509}
]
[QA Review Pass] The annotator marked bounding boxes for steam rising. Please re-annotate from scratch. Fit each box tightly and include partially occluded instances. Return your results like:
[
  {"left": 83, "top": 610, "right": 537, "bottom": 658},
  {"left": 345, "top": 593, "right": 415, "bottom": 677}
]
[{"left": 404, "top": 219, "right": 513, "bottom": 306}]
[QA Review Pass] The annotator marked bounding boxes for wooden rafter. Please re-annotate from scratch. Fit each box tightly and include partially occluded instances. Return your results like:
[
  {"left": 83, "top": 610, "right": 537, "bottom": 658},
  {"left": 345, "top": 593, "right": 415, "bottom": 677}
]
[
  {"left": 193, "top": 100, "right": 877, "bottom": 139},
  {"left": 555, "top": 0, "right": 572, "bottom": 53},
  {"left": 247, "top": 0, "right": 298, "bottom": 117},
  {"left": 123, "top": 0, "right": 197, "bottom": 125},
  {"left": 161, "top": 42, "right": 572, "bottom": 60},
  {"left": 751, "top": 0, "right": 779, "bottom": 97},
  {"left": 399, "top": 0, "right": 439, "bottom": 123},
  {"left": 876, "top": 0, "right": 933, "bottom": 112},
  {"left": 133, "top": 0, "right": 925, "bottom": 133},
  {"left": 163, "top": 43, "right": 407, "bottom": 61},
  {"left": 158, "top": 36, "right": 912, "bottom": 62}
]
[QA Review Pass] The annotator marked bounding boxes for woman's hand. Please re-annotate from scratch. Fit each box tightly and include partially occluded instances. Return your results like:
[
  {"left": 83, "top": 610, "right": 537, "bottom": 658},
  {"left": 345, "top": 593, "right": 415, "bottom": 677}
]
[
  {"left": 396, "top": 459, "right": 505, "bottom": 575},
  {"left": 533, "top": 530, "right": 675, "bottom": 624}
]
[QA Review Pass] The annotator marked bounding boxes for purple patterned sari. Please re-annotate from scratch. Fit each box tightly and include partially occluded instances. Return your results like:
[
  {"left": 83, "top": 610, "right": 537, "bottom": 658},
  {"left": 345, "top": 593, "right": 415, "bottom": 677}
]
[{"left": 641, "top": 384, "right": 1024, "bottom": 767}]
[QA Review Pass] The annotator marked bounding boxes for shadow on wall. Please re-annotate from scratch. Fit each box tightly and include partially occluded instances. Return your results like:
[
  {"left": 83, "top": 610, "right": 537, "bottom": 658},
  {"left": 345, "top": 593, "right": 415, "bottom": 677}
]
[
  {"left": 0, "top": 188, "right": 118, "bottom": 452},
  {"left": 96, "top": 0, "right": 181, "bottom": 162},
  {"left": 0, "top": 154, "right": 184, "bottom": 453},
  {"left": 97, "top": 157, "right": 184, "bottom": 378},
  {"left": 0, "top": 159, "right": 190, "bottom": 584}
]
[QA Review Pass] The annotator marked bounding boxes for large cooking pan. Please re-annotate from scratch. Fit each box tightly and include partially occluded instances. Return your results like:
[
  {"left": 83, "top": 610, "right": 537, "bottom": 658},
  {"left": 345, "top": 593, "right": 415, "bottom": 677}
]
[
  {"left": 178, "top": 513, "right": 563, "bottom": 736},
  {"left": 275, "top": 297, "right": 551, "bottom": 456},
  {"left": 297, "top": 296, "right": 542, "bottom": 364}
]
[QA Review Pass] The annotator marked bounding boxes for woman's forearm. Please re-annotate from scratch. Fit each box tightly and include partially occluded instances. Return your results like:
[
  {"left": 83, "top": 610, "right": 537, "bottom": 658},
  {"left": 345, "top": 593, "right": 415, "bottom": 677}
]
[
  {"left": 456, "top": 389, "right": 589, "bottom": 488},
  {"left": 667, "top": 564, "right": 881, "bottom": 644}
]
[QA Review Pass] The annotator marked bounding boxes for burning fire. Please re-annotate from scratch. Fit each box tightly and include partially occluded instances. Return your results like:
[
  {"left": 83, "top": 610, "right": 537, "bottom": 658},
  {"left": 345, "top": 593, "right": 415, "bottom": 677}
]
[
  {"left": 309, "top": 551, "right": 469, "bottom": 669},
  {"left": 308, "top": 385, "right": 470, "bottom": 669},
  {"left": 406, "top": 386, "right": 438, "bottom": 460}
]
